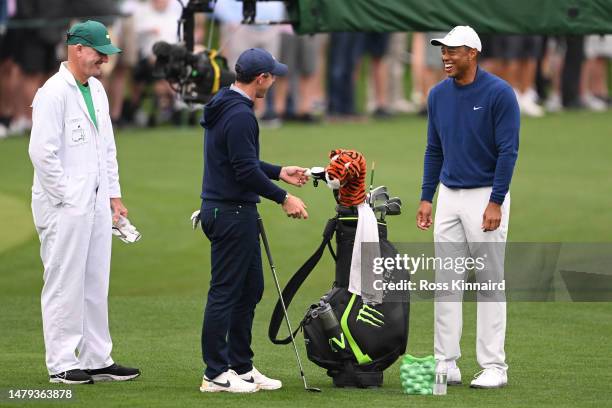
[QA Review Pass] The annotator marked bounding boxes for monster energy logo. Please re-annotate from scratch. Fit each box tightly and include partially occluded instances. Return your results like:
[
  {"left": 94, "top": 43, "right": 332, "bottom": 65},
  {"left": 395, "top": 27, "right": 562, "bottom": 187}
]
[
  {"left": 356, "top": 304, "right": 384, "bottom": 327},
  {"left": 329, "top": 333, "right": 346, "bottom": 352}
]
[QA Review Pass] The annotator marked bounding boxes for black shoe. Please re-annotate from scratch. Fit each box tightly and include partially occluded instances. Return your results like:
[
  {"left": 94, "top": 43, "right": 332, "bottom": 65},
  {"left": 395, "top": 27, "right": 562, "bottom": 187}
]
[
  {"left": 49, "top": 369, "right": 94, "bottom": 384},
  {"left": 295, "top": 113, "right": 320, "bottom": 123},
  {"left": 373, "top": 108, "right": 393, "bottom": 119},
  {"left": 85, "top": 363, "right": 140, "bottom": 382}
]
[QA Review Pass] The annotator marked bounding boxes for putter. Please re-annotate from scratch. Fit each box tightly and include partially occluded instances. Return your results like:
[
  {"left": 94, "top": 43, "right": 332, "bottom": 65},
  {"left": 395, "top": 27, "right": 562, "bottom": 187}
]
[{"left": 257, "top": 217, "right": 322, "bottom": 393}]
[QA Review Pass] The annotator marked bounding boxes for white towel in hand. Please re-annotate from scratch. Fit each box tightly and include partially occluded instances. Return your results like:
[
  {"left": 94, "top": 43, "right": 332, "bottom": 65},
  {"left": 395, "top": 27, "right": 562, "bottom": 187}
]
[{"left": 349, "top": 203, "right": 382, "bottom": 304}]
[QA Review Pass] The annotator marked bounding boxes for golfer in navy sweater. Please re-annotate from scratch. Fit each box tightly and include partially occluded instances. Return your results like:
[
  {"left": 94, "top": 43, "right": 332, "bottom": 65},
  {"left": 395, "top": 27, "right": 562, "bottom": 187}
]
[
  {"left": 199, "top": 48, "right": 309, "bottom": 393},
  {"left": 416, "top": 26, "right": 519, "bottom": 389}
]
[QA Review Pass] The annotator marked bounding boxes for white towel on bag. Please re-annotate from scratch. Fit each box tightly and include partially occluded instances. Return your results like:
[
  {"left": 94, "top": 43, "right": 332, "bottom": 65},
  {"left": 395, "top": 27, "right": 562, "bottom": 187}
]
[{"left": 349, "top": 203, "right": 383, "bottom": 304}]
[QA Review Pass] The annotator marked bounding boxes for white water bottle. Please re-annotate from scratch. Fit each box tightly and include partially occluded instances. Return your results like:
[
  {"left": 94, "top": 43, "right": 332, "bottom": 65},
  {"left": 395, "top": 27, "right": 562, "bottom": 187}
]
[{"left": 433, "top": 360, "right": 448, "bottom": 395}]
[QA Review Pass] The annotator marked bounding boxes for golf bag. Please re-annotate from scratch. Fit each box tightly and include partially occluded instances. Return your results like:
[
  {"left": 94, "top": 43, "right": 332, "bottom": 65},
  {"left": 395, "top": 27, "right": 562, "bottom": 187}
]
[{"left": 268, "top": 206, "right": 410, "bottom": 387}]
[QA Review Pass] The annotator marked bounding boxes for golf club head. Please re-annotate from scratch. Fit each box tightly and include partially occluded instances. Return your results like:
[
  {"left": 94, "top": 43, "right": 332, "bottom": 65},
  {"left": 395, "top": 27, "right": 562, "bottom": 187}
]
[
  {"left": 373, "top": 203, "right": 387, "bottom": 213},
  {"left": 385, "top": 202, "right": 402, "bottom": 216},
  {"left": 306, "top": 386, "right": 322, "bottom": 392},
  {"left": 374, "top": 203, "right": 388, "bottom": 221},
  {"left": 387, "top": 196, "right": 402, "bottom": 207},
  {"left": 305, "top": 166, "right": 326, "bottom": 187},
  {"left": 368, "top": 185, "right": 389, "bottom": 207},
  {"left": 369, "top": 185, "right": 388, "bottom": 197}
]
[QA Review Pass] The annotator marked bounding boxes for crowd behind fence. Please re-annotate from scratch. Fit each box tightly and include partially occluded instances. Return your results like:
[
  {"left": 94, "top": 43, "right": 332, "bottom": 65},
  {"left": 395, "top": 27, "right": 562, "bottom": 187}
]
[{"left": 1, "top": 0, "right": 611, "bottom": 139}]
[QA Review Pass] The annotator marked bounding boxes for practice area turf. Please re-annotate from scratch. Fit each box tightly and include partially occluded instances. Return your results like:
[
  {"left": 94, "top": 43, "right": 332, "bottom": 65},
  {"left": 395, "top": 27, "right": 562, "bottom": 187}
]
[{"left": 1, "top": 111, "right": 610, "bottom": 407}]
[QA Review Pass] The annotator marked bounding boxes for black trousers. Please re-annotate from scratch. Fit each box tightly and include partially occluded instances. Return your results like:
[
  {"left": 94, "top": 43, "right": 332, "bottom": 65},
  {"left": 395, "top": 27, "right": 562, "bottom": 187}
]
[{"left": 200, "top": 201, "right": 264, "bottom": 379}]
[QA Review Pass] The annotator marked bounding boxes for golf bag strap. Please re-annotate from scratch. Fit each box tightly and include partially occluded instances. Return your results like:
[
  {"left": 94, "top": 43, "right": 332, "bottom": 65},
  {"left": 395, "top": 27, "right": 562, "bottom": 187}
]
[{"left": 268, "top": 217, "right": 338, "bottom": 345}]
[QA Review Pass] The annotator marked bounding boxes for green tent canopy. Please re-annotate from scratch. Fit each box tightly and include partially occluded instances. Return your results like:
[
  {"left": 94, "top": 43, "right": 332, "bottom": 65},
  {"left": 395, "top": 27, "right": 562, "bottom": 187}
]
[{"left": 286, "top": 0, "right": 612, "bottom": 35}]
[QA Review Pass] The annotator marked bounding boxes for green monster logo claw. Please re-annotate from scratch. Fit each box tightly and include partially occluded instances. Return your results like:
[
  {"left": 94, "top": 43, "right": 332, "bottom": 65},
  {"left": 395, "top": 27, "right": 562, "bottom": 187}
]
[
  {"left": 356, "top": 304, "right": 385, "bottom": 327},
  {"left": 329, "top": 333, "right": 346, "bottom": 351}
]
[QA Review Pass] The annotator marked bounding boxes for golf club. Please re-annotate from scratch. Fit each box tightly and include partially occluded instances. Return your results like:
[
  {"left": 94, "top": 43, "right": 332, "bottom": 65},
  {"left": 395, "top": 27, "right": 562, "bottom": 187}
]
[
  {"left": 373, "top": 203, "right": 388, "bottom": 220},
  {"left": 385, "top": 202, "right": 402, "bottom": 216},
  {"left": 257, "top": 217, "right": 322, "bottom": 393},
  {"left": 305, "top": 167, "right": 326, "bottom": 187},
  {"left": 387, "top": 197, "right": 402, "bottom": 207},
  {"left": 368, "top": 185, "right": 389, "bottom": 207}
]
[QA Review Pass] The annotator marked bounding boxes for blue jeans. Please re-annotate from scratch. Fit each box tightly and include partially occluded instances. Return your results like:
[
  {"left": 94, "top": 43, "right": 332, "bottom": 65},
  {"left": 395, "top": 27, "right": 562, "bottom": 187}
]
[{"left": 200, "top": 201, "right": 264, "bottom": 379}]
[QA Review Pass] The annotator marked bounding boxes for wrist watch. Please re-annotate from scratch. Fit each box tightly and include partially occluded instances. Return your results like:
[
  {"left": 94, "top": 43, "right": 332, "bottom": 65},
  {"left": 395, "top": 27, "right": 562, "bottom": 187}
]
[{"left": 282, "top": 193, "right": 289, "bottom": 204}]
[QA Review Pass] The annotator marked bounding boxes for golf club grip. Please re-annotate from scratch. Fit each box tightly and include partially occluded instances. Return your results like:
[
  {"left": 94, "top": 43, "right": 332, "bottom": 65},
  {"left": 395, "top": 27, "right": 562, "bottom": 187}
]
[{"left": 257, "top": 217, "right": 274, "bottom": 265}]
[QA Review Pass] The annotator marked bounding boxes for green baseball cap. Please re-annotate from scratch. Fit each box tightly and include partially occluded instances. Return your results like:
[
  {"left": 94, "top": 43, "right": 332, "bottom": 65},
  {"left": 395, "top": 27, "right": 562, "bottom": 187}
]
[{"left": 66, "top": 20, "right": 121, "bottom": 55}]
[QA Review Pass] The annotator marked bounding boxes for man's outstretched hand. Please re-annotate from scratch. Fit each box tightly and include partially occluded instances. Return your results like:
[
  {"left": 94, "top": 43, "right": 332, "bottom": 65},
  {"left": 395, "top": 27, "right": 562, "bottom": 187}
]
[{"left": 280, "top": 166, "right": 309, "bottom": 187}]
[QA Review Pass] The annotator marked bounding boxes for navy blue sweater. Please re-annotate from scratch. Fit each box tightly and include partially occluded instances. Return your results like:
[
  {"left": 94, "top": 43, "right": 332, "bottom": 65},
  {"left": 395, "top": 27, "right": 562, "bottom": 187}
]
[
  {"left": 421, "top": 68, "right": 520, "bottom": 205},
  {"left": 200, "top": 87, "right": 286, "bottom": 204}
]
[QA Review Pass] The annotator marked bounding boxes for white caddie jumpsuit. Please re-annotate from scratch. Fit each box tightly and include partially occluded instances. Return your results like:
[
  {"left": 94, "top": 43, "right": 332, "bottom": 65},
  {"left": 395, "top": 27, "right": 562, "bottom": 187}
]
[{"left": 29, "top": 62, "right": 121, "bottom": 375}]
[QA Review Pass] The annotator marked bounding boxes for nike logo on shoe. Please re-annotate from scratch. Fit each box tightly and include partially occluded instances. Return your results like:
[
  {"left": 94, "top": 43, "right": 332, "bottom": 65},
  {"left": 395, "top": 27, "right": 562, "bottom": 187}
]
[
  {"left": 243, "top": 377, "right": 255, "bottom": 383},
  {"left": 211, "top": 379, "right": 231, "bottom": 388},
  {"left": 473, "top": 106, "right": 483, "bottom": 110}
]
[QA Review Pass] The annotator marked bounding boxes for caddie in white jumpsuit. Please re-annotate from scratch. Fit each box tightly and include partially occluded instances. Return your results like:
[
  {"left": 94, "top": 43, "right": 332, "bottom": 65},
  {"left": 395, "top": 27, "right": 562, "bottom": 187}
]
[
  {"left": 416, "top": 26, "right": 520, "bottom": 389},
  {"left": 28, "top": 20, "right": 140, "bottom": 384}
]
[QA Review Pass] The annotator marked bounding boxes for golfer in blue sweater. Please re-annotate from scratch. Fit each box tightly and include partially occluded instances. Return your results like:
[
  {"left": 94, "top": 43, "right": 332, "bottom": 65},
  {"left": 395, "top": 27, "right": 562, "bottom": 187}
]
[
  {"left": 416, "top": 26, "right": 520, "bottom": 389},
  {"left": 199, "top": 48, "right": 308, "bottom": 393}
]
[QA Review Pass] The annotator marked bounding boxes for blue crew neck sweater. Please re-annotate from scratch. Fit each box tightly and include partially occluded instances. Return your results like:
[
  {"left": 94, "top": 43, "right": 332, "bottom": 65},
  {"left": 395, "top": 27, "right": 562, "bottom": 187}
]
[
  {"left": 421, "top": 68, "right": 520, "bottom": 205},
  {"left": 200, "top": 87, "right": 286, "bottom": 204}
]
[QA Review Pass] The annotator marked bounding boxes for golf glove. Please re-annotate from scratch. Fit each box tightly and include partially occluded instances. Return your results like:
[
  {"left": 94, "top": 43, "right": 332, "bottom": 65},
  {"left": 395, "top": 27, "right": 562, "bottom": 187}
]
[
  {"left": 112, "top": 215, "right": 141, "bottom": 243},
  {"left": 191, "top": 210, "right": 201, "bottom": 230}
]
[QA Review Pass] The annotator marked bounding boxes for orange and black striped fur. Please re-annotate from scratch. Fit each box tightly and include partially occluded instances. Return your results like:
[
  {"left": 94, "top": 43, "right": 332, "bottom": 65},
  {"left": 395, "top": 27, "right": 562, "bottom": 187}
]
[{"left": 325, "top": 149, "right": 367, "bottom": 207}]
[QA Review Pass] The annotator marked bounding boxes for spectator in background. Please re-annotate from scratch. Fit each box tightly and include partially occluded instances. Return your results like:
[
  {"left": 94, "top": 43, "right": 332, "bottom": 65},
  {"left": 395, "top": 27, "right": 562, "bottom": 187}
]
[
  {"left": 359, "top": 33, "right": 392, "bottom": 118},
  {"left": 481, "top": 35, "right": 545, "bottom": 117},
  {"left": 132, "top": 0, "right": 182, "bottom": 126},
  {"left": 540, "top": 37, "right": 565, "bottom": 112},
  {"left": 560, "top": 36, "right": 585, "bottom": 109},
  {"left": 384, "top": 32, "right": 415, "bottom": 114},
  {"left": 327, "top": 32, "right": 363, "bottom": 120},
  {"left": 108, "top": 0, "right": 139, "bottom": 126},
  {"left": 0, "top": 0, "right": 17, "bottom": 139},
  {"left": 273, "top": 30, "right": 321, "bottom": 123},
  {"left": 8, "top": 0, "right": 65, "bottom": 136},
  {"left": 411, "top": 32, "right": 445, "bottom": 115},
  {"left": 213, "top": 0, "right": 285, "bottom": 122},
  {"left": 580, "top": 34, "right": 612, "bottom": 111}
]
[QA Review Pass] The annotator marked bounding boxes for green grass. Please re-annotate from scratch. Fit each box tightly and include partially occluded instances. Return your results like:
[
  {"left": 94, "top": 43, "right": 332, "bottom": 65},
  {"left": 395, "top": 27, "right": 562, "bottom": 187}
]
[{"left": 1, "top": 111, "right": 611, "bottom": 407}]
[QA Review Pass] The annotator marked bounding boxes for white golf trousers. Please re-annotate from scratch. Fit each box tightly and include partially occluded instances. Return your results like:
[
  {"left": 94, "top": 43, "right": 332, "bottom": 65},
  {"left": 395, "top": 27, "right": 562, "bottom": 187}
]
[
  {"left": 433, "top": 184, "right": 510, "bottom": 372},
  {"left": 32, "top": 175, "right": 114, "bottom": 375}
]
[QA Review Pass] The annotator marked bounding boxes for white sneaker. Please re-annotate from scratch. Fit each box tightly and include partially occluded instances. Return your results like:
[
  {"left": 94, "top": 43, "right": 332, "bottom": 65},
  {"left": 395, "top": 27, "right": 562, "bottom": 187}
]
[
  {"left": 545, "top": 93, "right": 563, "bottom": 113},
  {"left": 448, "top": 366, "right": 462, "bottom": 385},
  {"left": 470, "top": 367, "right": 508, "bottom": 389},
  {"left": 582, "top": 93, "right": 607, "bottom": 112},
  {"left": 436, "top": 360, "right": 462, "bottom": 385},
  {"left": 238, "top": 366, "right": 282, "bottom": 390},
  {"left": 519, "top": 94, "right": 545, "bottom": 117},
  {"left": 390, "top": 99, "right": 417, "bottom": 114},
  {"left": 200, "top": 370, "right": 259, "bottom": 393},
  {"left": 8, "top": 117, "right": 31, "bottom": 135}
]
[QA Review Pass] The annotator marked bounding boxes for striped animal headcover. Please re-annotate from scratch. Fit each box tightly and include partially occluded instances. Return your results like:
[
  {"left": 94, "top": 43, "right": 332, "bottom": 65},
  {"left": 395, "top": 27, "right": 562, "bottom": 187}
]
[{"left": 325, "top": 149, "right": 367, "bottom": 207}]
